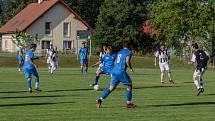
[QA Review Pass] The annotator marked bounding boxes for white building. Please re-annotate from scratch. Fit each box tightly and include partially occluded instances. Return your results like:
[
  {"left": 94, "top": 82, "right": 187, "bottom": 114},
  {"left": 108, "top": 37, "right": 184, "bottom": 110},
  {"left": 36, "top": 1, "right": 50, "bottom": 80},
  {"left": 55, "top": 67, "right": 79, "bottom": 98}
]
[{"left": 0, "top": 0, "right": 93, "bottom": 53}]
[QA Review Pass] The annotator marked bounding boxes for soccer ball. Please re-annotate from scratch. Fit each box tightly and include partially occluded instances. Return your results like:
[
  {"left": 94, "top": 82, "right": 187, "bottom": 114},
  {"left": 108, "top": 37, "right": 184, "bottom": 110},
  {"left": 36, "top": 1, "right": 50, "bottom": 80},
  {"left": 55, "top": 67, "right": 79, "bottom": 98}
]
[{"left": 93, "top": 85, "right": 101, "bottom": 91}]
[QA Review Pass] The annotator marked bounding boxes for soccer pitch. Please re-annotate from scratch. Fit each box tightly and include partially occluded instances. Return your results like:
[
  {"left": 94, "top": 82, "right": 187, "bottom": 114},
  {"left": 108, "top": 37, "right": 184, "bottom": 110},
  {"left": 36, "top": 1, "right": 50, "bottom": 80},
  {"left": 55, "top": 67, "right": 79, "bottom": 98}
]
[{"left": 0, "top": 68, "right": 214, "bottom": 121}]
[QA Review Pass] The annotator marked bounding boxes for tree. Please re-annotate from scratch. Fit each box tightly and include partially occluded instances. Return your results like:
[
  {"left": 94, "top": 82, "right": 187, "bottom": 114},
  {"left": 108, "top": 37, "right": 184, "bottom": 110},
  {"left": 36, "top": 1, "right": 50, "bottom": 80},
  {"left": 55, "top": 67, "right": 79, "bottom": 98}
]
[
  {"left": 0, "top": 0, "right": 37, "bottom": 27},
  {"left": 64, "top": 0, "right": 105, "bottom": 28},
  {"left": 148, "top": 0, "right": 215, "bottom": 54},
  {"left": 93, "top": 0, "right": 147, "bottom": 50},
  {"left": 12, "top": 30, "right": 40, "bottom": 49}
]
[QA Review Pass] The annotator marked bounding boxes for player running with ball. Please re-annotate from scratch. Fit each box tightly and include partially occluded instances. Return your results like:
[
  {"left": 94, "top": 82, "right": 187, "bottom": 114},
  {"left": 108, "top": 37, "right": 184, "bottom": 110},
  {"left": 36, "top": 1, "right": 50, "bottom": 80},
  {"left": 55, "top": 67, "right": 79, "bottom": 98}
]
[
  {"left": 90, "top": 46, "right": 116, "bottom": 88},
  {"left": 96, "top": 42, "right": 137, "bottom": 108},
  {"left": 189, "top": 43, "right": 209, "bottom": 96}
]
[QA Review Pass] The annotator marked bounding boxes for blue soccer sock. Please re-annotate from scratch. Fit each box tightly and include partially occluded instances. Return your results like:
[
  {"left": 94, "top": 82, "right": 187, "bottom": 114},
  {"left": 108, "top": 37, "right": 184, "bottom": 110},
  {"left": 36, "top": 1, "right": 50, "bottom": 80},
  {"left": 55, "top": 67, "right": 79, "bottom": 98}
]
[
  {"left": 126, "top": 90, "right": 132, "bottom": 104},
  {"left": 93, "top": 76, "right": 100, "bottom": 85},
  {"left": 35, "top": 76, "right": 39, "bottom": 89},
  {"left": 100, "top": 88, "right": 111, "bottom": 101},
  {"left": 27, "top": 79, "right": 32, "bottom": 89}
]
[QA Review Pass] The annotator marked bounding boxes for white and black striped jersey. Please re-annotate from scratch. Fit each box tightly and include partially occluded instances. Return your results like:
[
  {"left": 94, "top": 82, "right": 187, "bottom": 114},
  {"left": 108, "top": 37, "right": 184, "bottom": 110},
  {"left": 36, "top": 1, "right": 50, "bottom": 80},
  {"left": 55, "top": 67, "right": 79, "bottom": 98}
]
[
  {"left": 99, "top": 51, "right": 107, "bottom": 60},
  {"left": 155, "top": 50, "right": 169, "bottom": 63}
]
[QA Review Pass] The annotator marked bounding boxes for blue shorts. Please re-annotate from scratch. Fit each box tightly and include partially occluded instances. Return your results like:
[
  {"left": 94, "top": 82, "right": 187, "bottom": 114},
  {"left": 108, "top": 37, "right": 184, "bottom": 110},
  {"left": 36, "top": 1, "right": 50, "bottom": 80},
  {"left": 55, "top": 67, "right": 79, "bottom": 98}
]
[
  {"left": 101, "top": 68, "right": 112, "bottom": 75},
  {"left": 110, "top": 72, "right": 132, "bottom": 86},
  {"left": 80, "top": 59, "right": 88, "bottom": 65},
  {"left": 24, "top": 67, "right": 39, "bottom": 78}
]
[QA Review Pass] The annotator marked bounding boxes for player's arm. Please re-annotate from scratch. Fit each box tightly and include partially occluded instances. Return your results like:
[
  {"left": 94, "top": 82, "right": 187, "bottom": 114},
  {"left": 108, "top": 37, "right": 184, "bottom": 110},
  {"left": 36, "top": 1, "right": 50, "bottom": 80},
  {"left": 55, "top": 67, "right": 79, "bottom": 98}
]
[
  {"left": 154, "top": 51, "right": 159, "bottom": 66},
  {"left": 188, "top": 53, "right": 195, "bottom": 65},
  {"left": 167, "top": 51, "right": 171, "bottom": 64},
  {"left": 45, "top": 49, "right": 49, "bottom": 59},
  {"left": 29, "top": 55, "right": 38, "bottom": 68},
  {"left": 205, "top": 51, "right": 210, "bottom": 63},
  {"left": 91, "top": 61, "right": 102, "bottom": 68},
  {"left": 126, "top": 56, "right": 134, "bottom": 72}
]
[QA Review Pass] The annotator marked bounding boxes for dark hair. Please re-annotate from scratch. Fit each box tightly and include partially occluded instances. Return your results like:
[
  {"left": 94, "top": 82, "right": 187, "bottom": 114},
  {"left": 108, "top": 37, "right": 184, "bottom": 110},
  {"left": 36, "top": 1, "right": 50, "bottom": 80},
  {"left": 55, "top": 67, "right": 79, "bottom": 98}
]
[
  {"left": 192, "top": 43, "right": 199, "bottom": 49},
  {"left": 160, "top": 43, "right": 165, "bottom": 47},
  {"left": 30, "top": 44, "right": 37, "bottom": 49},
  {"left": 123, "top": 42, "right": 131, "bottom": 49},
  {"left": 106, "top": 46, "right": 112, "bottom": 50}
]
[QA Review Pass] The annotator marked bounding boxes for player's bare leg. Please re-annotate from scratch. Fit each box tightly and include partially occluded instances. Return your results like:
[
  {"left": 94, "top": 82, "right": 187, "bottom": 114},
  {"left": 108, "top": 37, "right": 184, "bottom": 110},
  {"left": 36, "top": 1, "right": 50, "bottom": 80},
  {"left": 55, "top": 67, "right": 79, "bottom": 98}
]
[
  {"left": 167, "top": 70, "right": 174, "bottom": 84},
  {"left": 80, "top": 65, "right": 84, "bottom": 74},
  {"left": 96, "top": 85, "right": 116, "bottom": 108},
  {"left": 85, "top": 63, "right": 88, "bottom": 74},
  {"left": 160, "top": 71, "right": 164, "bottom": 84},
  {"left": 193, "top": 75, "right": 202, "bottom": 96},
  {"left": 27, "top": 77, "right": 32, "bottom": 93},
  {"left": 90, "top": 71, "right": 102, "bottom": 87}
]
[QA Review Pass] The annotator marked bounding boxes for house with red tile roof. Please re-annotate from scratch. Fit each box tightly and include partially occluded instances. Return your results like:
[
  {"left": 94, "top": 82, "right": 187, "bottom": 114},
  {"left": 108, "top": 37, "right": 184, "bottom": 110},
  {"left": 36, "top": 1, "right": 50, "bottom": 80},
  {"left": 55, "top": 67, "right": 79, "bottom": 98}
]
[{"left": 0, "top": 0, "right": 93, "bottom": 53}]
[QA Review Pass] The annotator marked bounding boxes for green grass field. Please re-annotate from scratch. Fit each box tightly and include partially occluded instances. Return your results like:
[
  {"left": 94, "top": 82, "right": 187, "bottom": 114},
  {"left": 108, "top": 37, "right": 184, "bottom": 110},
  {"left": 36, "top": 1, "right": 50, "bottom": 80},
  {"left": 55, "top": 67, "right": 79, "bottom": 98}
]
[{"left": 0, "top": 67, "right": 215, "bottom": 121}]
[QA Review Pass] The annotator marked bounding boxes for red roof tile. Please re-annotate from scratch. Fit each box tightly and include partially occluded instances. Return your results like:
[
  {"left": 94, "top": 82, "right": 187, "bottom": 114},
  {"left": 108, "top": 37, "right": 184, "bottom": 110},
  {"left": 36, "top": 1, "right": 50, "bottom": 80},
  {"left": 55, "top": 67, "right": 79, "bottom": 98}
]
[{"left": 0, "top": 0, "right": 93, "bottom": 33}]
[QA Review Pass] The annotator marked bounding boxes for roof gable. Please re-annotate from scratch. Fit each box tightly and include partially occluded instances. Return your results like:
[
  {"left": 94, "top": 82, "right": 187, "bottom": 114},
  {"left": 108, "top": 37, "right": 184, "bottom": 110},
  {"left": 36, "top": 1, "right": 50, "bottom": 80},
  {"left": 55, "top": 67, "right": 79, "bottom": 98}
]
[{"left": 0, "top": 0, "right": 93, "bottom": 33}]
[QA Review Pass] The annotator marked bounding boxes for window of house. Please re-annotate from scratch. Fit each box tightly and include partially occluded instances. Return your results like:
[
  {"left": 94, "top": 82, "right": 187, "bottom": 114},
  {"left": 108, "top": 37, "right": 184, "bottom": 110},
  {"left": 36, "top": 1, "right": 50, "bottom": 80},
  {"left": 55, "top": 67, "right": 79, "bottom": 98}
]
[
  {"left": 45, "top": 22, "right": 52, "bottom": 35},
  {"left": 77, "top": 30, "right": 88, "bottom": 40},
  {"left": 42, "top": 41, "right": 51, "bottom": 49},
  {"left": 63, "top": 22, "right": 70, "bottom": 37},
  {"left": 63, "top": 41, "right": 72, "bottom": 50}
]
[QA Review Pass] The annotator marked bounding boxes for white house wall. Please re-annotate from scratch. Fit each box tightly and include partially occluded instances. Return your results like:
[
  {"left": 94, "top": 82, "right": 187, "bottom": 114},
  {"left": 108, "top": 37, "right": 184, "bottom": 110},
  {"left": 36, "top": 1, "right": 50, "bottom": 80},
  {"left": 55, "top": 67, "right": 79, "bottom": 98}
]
[
  {"left": 26, "top": 3, "right": 88, "bottom": 52},
  {"left": 1, "top": 34, "right": 17, "bottom": 52}
]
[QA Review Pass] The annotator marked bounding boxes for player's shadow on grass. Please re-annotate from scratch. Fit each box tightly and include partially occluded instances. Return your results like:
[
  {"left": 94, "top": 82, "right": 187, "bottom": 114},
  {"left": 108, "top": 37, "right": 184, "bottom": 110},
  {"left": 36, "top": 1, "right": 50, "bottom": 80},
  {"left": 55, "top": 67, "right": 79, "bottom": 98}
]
[
  {"left": 205, "top": 93, "right": 215, "bottom": 96},
  {"left": 131, "top": 73, "right": 158, "bottom": 76},
  {"left": 0, "top": 88, "right": 92, "bottom": 94},
  {"left": 0, "top": 95, "right": 70, "bottom": 99},
  {"left": 183, "top": 82, "right": 193, "bottom": 84},
  {"left": 148, "top": 102, "right": 215, "bottom": 107},
  {"left": 133, "top": 85, "right": 180, "bottom": 90},
  {"left": 0, "top": 101, "right": 75, "bottom": 107},
  {"left": 45, "top": 88, "right": 92, "bottom": 93},
  {"left": 0, "top": 90, "right": 26, "bottom": 94}
]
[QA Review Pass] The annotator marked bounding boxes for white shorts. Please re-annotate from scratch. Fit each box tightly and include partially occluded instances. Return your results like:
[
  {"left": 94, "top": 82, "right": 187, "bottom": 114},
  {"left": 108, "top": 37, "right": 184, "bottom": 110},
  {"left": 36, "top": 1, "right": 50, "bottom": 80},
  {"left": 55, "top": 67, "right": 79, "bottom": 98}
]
[
  {"left": 47, "top": 57, "right": 51, "bottom": 64},
  {"left": 193, "top": 68, "right": 205, "bottom": 78},
  {"left": 96, "top": 63, "right": 103, "bottom": 73},
  {"left": 50, "top": 60, "right": 58, "bottom": 70},
  {"left": 159, "top": 62, "right": 169, "bottom": 71}
]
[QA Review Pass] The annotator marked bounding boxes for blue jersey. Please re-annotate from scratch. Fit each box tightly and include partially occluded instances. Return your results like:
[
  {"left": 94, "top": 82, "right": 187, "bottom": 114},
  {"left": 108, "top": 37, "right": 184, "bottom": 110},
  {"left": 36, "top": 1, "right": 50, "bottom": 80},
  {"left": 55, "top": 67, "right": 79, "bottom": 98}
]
[
  {"left": 101, "top": 54, "right": 116, "bottom": 70},
  {"left": 24, "top": 50, "right": 35, "bottom": 69},
  {"left": 112, "top": 49, "right": 132, "bottom": 74},
  {"left": 79, "top": 47, "right": 88, "bottom": 60}
]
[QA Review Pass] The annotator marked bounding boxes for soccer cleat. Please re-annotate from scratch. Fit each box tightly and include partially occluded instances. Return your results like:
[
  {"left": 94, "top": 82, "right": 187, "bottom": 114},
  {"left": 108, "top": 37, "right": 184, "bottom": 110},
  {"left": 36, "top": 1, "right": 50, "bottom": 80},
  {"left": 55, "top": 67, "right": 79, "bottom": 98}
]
[
  {"left": 127, "top": 103, "right": 137, "bottom": 108},
  {"left": 201, "top": 88, "right": 204, "bottom": 93},
  {"left": 29, "top": 88, "right": 33, "bottom": 93},
  {"left": 96, "top": 99, "right": 102, "bottom": 108},
  {"left": 161, "top": 81, "right": 164, "bottom": 84},
  {"left": 197, "top": 88, "right": 202, "bottom": 96},
  {"left": 169, "top": 80, "right": 175, "bottom": 84},
  {"left": 35, "top": 88, "right": 42, "bottom": 92}
]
